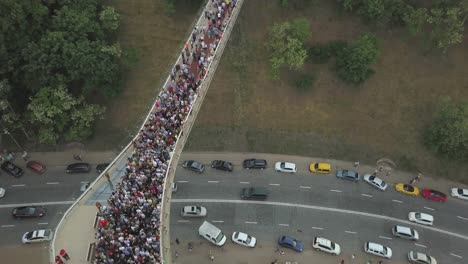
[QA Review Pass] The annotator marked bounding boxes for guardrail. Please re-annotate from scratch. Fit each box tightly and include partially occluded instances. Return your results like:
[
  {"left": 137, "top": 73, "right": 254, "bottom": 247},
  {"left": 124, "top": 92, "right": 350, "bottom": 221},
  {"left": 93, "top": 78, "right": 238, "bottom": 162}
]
[{"left": 50, "top": 0, "right": 243, "bottom": 263}]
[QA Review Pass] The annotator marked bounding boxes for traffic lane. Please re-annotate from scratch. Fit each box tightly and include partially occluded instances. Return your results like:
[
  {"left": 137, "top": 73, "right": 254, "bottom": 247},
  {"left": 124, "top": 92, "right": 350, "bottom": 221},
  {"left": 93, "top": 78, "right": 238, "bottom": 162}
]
[
  {"left": 0, "top": 244, "right": 49, "bottom": 264},
  {"left": 0, "top": 205, "right": 68, "bottom": 247},
  {"left": 170, "top": 202, "right": 466, "bottom": 264},
  {"left": 175, "top": 169, "right": 468, "bottom": 235},
  {"left": 0, "top": 181, "right": 84, "bottom": 204}
]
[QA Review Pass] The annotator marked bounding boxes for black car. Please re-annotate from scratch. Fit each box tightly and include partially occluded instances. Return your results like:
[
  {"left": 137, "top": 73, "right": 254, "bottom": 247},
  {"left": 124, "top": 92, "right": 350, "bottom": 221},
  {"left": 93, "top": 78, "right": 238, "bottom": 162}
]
[
  {"left": 12, "top": 206, "right": 46, "bottom": 218},
  {"left": 66, "top": 163, "right": 91, "bottom": 173},
  {"left": 96, "top": 163, "right": 110, "bottom": 174},
  {"left": 211, "top": 160, "right": 233, "bottom": 172},
  {"left": 1, "top": 161, "right": 24, "bottom": 178},
  {"left": 182, "top": 160, "right": 205, "bottom": 173},
  {"left": 243, "top": 159, "right": 267, "bottom": 169}
]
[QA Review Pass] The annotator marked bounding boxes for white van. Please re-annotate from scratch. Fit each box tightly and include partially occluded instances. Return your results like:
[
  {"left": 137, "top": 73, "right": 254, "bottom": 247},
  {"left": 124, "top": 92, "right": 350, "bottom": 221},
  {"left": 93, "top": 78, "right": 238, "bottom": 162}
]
[
  {"left": 364, "top": 242, "right": 392, "bottom": 259},
  {"left": 198, "top": 221, "right": 226, "bottom": 246}
]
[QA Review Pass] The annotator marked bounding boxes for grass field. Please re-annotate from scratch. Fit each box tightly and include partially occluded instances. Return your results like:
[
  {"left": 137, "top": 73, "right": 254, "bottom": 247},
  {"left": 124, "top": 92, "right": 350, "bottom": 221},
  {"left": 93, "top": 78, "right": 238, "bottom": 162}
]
[
  {"left": 84, "top": 0, "right": 203, "bottom": 151},
  {"left": 184, "top": 0, "right": 468, "bottom": 183}
]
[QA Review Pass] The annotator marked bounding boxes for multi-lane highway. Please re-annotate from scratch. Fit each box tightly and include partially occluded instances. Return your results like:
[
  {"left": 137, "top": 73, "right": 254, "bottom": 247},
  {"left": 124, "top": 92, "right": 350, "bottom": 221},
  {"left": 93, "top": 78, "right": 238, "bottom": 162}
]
[{"left": 170, "top": 158, "right": 468, "bottom": 264}]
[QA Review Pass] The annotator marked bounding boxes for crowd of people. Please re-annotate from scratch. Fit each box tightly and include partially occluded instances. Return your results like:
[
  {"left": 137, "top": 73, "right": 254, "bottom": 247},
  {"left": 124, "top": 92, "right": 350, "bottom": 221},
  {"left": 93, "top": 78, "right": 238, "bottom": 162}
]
[{"left": 91, "top": 1, "right": 238, "bottom": 263}]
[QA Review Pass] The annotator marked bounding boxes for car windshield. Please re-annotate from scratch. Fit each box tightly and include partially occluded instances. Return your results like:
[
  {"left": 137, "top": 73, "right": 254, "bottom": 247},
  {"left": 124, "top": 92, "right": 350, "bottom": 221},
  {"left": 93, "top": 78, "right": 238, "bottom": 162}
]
[
  {"left": 314, "top": 163, "right": 319, "bottom": 169},
  {"left": 369, "top": 176, "right": 375, "bottom": 181},
  {"left": 458, "top": 189, "right": 463, "bottom": 194},
  {"left": 25, "top": 232, "right": 33, "bottom": 239},
  {"left": 405, "top": 185, "right": 414, "bottom": 192},
  {"left": 330, "top": 242, "right": 335, "bottom": 249},
  {"left": 280, "top": 162, "right": 286, "bottom": 169},
  {"left": 291, "top": 240, "right": 297, "bottom": 247},
  {"left": 415, "top": 212, "right": 421, "bottom": 218},
  {"left": 382, "top": 247, "right": 387, "bottom": 254},
  {"left": 44, "top": 230, "right": 51, "bottom": 236},
  {"left": 431, "top": 190, "right": 443, "bottom": 197},
  {"left": 214, "top": 232, "right": 224, "bottom": 243},
  {"left": 245, "top": 235, "right": 251, "bottom": 244},
  {"left": 194, "top": 206, "right": 201, "bottom": 213},
  {"left": 28, "top": 208, "right": 36, "bottom": 214}
]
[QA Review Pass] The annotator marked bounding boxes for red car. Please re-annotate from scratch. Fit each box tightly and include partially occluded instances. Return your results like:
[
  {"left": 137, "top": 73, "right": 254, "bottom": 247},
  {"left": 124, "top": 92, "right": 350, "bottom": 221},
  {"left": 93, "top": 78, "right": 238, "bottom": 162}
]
[
  {"left": 421, "top": 189, "right": 447, "bottom": 202},
  {"left": 26, "top": 161, "right": 46, "bottom": 174}
]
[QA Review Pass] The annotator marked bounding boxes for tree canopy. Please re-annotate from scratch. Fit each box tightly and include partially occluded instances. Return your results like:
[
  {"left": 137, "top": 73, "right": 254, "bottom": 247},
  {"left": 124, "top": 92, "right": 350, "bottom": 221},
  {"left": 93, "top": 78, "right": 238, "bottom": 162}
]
[
  {"left": 0, "top": 0, "right": 123, "bottom": 145},
  {"left": 424, "top": 98, "right": 468, "bottom": 160},
  {"left": 267, "top": 18, "right": 310, "bottom": 79}
]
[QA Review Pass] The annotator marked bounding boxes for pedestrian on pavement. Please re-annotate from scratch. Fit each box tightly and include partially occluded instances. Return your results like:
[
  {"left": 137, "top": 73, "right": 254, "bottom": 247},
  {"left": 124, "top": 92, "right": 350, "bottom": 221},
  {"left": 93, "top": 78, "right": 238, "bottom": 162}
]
[
  {"left": 176, "top": 238, "right": 180, "bottom": 245},
  {"left": 340, "top": 260, "right": 345, "bottom": 264},
  {"left": 22, "top": 151, "right": 29, "bottom": 161},
  {"left": 210, "top": 255, "right": 215, "bottom": 261},
  {"left": 351, "top": 254, "right": 355, "bottom": 259},
  {"left": 60, "top": 249, "right": 70, "bottom": 260},
  {"left": 55, "top": 256, "right": 64, "bottom": 264}
]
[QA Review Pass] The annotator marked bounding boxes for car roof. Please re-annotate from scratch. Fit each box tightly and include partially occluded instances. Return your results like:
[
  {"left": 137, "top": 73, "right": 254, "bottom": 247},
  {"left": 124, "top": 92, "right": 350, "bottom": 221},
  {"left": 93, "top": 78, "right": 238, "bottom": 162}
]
[
  {"left": 315, "top": 237, "right": 331, "bottom": 247},
  {"left": 32, "top": 230, "right": 48, "bottom": 238},
  {"left": 415, "top": 252, "right": 429, "bottom": 261},
  {"left": 317, "top": 163, "right": 331, "bottom": 169},
  {"left": 418, "top": 213, "right": 434, "bottom": 221},
  {"left": 367, "top": 242, "right": 384, "bottom": 251},
  {"left": 395, "top": 225, "right": 412, "bottom": 233},
  {"left": 236, "top": 232, "right": 248, "bottom": 240}
]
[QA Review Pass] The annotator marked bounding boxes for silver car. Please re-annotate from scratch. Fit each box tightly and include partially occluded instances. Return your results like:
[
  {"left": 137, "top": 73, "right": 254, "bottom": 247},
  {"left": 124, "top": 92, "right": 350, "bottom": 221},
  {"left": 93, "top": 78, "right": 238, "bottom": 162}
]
[
  {"left": 408, "top": 251, "right": 437, "bottom": 264},
  {"left": 363, "top": 174, "right": 387, "bottom": 191},
  {"left": 181, "top": 206, "right": 207, "bottom": 217},
  {"left": 22, "top": 229, "right": 53, "bottom": 244}
]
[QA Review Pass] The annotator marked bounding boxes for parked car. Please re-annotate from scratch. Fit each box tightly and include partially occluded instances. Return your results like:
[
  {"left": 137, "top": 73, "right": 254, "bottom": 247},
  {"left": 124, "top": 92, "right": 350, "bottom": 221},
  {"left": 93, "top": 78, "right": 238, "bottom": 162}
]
[
  {"left": 12, "top": 206, "right": 46, "bottom": 218},
  {"left": 336, "top": 169, "right": 360, "bottom": 182},
  {"left": 181, "top": 206, "right": 207, "bottom": 217},
  {"left": 395, "top": 183, "right": 420, "bottom": 196},
  {"left": 26, "top": 161, "right": 46, "bottom": 174},
  {"left": 309, "top": 162, "right": 331, "bottom": 174},
  {"left": 243, "top": 159, "right": 267, "bottom": 169},
  {"left": 240, "top": 187, "right": 269, "bottom": 200},
  {"left": 66, "top": 163, "right": 91, "bottom": 174},
  {"left": 408, "top": 212, "right": 433, "bottom": 226},
  {"left": 275, "top": 162, "right": 297, "bottom": 173},
  {"left": 278, "top": 235, "right": 303, "bottom": 252},
  {"left": 182, "top": 160, "right": 205, "bottom": 173},
  {"left": 451, "top": 188, "right": 468, "bottom": 200},
  {"left": 1, "top": 161, "right": 24, "bottom": 178},
  {"left": 0, "top": 187, "right": 5, "bottom": 198},
  {"left": 364, "top": 242, "right": 392, "bottom": 259},
  {"left": 421, "top": 189, "right": 447, "bottom": 202},
  {"left": 363, "top": 174, "right": 387, "bottom": 191},
  {"left": 231, "top": 232, "right": 256, "bottom": 248},
  {"left": 22, "top": 229, "right": 53, "bottom": 244},
  {"left": 96, "top": 163, "right": 110, "bottom": 174},
  {"left": 211, "top": 160, "right": 233, "bottom": 172},
  {"left": 408, "top": 251, "right": 437, "bottom": 264},
  {"left": 392, "top": 225, "right": 419, "bottom": 240},
  {"left": 312, "top": 237, "right": 341, "bottom": 255}
]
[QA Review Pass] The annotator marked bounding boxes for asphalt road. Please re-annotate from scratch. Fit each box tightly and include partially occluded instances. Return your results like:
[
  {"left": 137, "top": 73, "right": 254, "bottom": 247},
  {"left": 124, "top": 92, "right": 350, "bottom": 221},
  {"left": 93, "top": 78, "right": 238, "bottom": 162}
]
[
  {"left": 0, "top": 164, "right": 102, "bottom": 247},
  {"left": 170, "top": 162, "right": 468, "bottom": 264}
]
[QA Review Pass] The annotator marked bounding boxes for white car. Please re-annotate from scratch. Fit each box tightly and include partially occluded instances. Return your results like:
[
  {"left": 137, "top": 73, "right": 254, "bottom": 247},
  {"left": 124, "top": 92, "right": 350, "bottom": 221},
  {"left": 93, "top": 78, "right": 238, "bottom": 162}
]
[
  {"left": 451, "top": 188, "right": 468, "bottom": 200},
  {"left": 231, "top": 231, "right": 256, "bottom": 247},
  {"left": 181, "top": 206, "right": 207, "bottom": 217},
  {"left": 0, "top": 187, "right": 5, "bottom": 198},
  {"left": 408, "top": 251, "right": 437, "bottom": 264},
  {"left": 392, "top": 225, "right": 419, "bottom": 240},
  {"left": 408, "top": 212, "right": 433, "bottom": 226},
  {"left": 275, "top": 162, "right": 297, "bottom": 173},
  {"left": 22, "top": 229, "right": 53, "bottom": 244},
  {"left": 364, "top": 242, "right": 392, "bottom": 259},
  {"left": 363, "top": 174, "right": 387, "bottom": 191},
  {"left": 312, "top": 237, "right": 341, "bottom": 255}
]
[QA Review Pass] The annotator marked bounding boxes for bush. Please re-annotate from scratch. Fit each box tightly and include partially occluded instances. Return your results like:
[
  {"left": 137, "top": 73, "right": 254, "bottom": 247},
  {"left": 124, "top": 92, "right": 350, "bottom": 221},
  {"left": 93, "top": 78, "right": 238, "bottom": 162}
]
[
  {"left": 308, "top": 41, "right": 347, "bottom": 64},
  {"left": 295, "top": 74, "right": 316, "bottom": 92}
]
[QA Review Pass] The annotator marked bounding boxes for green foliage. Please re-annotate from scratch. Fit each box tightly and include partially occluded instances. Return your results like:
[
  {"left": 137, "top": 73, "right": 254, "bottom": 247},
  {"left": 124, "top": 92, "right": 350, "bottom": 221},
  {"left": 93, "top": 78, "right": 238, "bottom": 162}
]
[
  {"left": 403, "top": 7, "right": 429, "bottom": 36},
  {"left": 335, "top": 33, "right": 379, "bottom": 84},
  {"left": 165, "top": 0, "right": 176, "bottom": 16},
  {"left": 338, "top": 0, "right": 410, "bottom": 25},
  {"left": 308, "top": 41, "right": 348, "bottom": 64},
  {"left": 267, "top": 19, "right": 310, "bottom": 79},
  {"left": 427, "top": 6, "right": 466, "bottom": 52},
  {"left": 424, "top": 98, "right": 468, "bottom": 160},
  {"left": 27, "top": 84, "right": 105, "bottom": 144},
  {"left": 280, "top": 0, "right": 289, "bottom": 8},
  {"left": 295, "top": 73, "right": 316, "bottom": 92},
  {"left": 100, "top": 6, "right": 121, "bottom": 32}
]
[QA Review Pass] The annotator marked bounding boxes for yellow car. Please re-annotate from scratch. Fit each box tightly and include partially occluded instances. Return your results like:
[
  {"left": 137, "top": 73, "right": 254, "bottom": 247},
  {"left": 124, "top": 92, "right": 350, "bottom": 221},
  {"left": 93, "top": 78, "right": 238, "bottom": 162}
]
[
  {"left": 395, "top": 183, "right": 420, "bottom": 196},
  {"left": 309, "top": 162, "right": 331, "bottom": 174}
]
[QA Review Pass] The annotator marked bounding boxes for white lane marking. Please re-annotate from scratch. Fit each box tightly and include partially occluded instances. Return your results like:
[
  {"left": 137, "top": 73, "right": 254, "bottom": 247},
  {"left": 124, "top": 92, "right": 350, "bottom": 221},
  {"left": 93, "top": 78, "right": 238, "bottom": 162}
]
[
  {"left": 330, "top": 189, "right": 342, "bottom": 193},
  {"left": 172, "top": 199, "right": 468, "bottom": 241},
  {"left": 424, "top": 206, "right": 435, "bottom": 211},
  {"left": 245, "top": 221, "right": 257, "bottom": 224},
  {"left": 457, "top": 216, "right": 468, "bottom": 221},
  {"left": 46, "top": 182, "right": 59, "bottom": 185},
  {"left": 278, "top": 224, "right": 289, "bottom": 227},
  {"left": 11, "top": 184, "right": 26, "bottom": 187},
  {"left": 345, "top": 231, "right": 357, "bottom": 234},
  {"left": 207, "top": 181, "right": 219, "bottom": 183},
  {"left": 450, "top": 253, "right": 463, "bottom": 259},
  {"left": 299, "top": 186, "right": 311, "bottom": 189},
  {"left": 177, "top": 220, "right": 190, "bottom": 223},
  {"left": 177, "top": 181, "right": 189, "bottom": 183},
  {"left": 392, "top": 199, "right": 403, "bottom": 203},
  {"left": 212, "top": 220, "right": 224, "bottom": 223},
  {"left": 269, "top": 183, "right": 280, "bottom": 186},
  {"left": 0, "top": 201, "right": 75, "bottom": 209},
  {"left": 415, "top": 243, "right": 427, "bottom": 248},
  {"left": 379, "top": 236, "right": 392, "bottom": 240},
  {"left": 312, "top": 227, "right": 323, "bottom": 230},
  {"left": 361, "top": 194, "right": 373, "bottom": 197},
  {"left": 240, "top": 182, "right": 250, "bottom": 184},
  {"left": 37, "top": 223, "right": 48, "bottom": 225},
  {"left": 1, "top": 225, "right": 15, "bottom": 228}
]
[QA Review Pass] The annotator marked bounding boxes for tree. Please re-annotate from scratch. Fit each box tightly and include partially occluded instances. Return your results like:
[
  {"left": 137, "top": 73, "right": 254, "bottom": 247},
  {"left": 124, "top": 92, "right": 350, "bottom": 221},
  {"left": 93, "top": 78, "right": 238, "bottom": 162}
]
[
  {"left": 267, "top": 19, "right": 310, "bottom": 79},
  {"left": 403, "top": 7, "right": 429, "bottom": 36},
  {"left": 424, "top": 98, "right": 468, "bottom": 160},
  {"left": 427, "top": 5, "right": 466, "bottom": 52},
  {"left": 335, "top": 33, "right": 379, "bottom": 84},
  {"left": 99, "top": 6, "right": 121, "bottom": 33}
]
